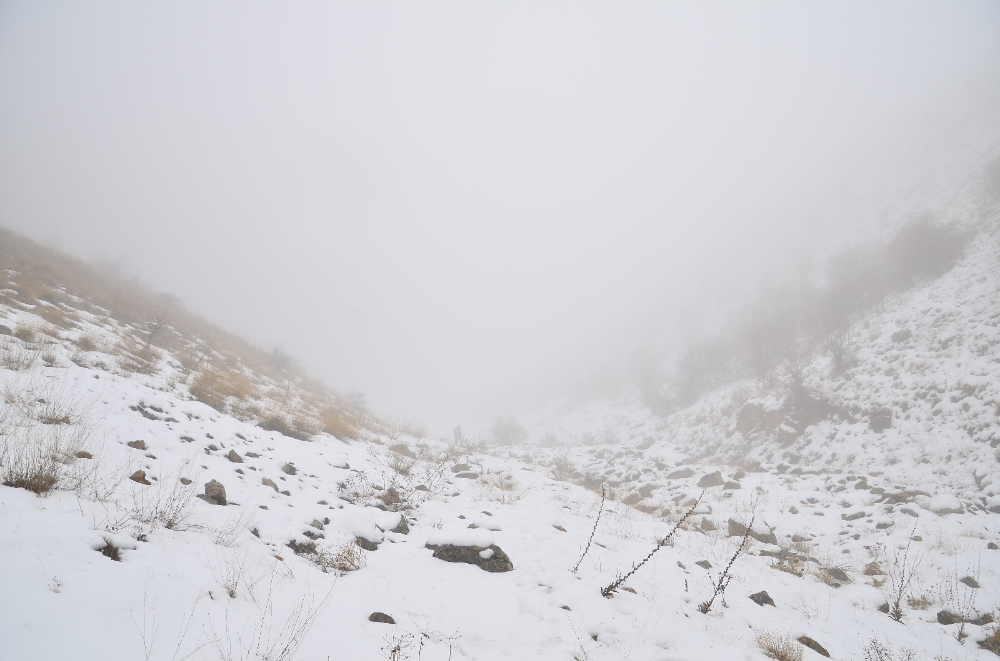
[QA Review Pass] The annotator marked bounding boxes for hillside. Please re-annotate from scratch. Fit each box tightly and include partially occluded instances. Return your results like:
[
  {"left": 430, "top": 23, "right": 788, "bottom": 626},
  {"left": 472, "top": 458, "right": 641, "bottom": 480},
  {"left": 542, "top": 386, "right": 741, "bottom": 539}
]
[{"left": 3, "top": 155, "right": 1000, "bottom": 661}]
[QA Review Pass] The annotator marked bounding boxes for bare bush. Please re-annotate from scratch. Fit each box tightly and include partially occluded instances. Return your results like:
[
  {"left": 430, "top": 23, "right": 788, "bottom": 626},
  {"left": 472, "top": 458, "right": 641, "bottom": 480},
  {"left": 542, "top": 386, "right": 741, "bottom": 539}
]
[
  {"left": 315, "top": 539, "right": 368, "bottom": 574},
  {"left": 755, "top": 631, "right": 803, "bottom": 661},
  {"left": 479, "top": 471, "right": 527, "bottom": 505},
  {"left": 862, "top": 639, "right": 916, "bottom": 661},
  {"left": 881, "top": 532, "right": 922, "bottom": 622},
  {"left": 490, "top": 415, "right": 527, "bottom": 445}
]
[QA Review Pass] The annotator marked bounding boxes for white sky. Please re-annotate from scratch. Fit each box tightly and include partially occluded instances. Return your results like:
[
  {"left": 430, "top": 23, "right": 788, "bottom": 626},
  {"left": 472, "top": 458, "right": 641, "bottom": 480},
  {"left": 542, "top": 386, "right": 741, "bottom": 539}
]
[{"left": 2, "top": 2, "right": 999, "bottom": 433}]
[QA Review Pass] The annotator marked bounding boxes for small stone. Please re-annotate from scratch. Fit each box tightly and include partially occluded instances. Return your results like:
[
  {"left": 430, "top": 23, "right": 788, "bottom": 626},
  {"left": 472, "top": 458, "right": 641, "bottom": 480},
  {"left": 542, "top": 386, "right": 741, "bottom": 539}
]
[
  {"left": 202, "top": 479, "right": 227, "bottom": 505},
  {"left": 426, "top": 543, "right": 513, "bottom": 572},
  {"left": 389, "top": 444, "right": 416, "bottom": 458},
  {"left": 797, "top": 636, "right": 830, "bottom": 658},
  {"left": 130, "top": 470, "right": 151, "bottom": 485},
  {"left": 310, "top": 519, "right": 324, "bottom": 530},
  {"left": 749, "top": 591, "right": 775, "bottom": 607},
  {"left": 227, "top": 449, "right": 243, "bottom": 463},
  {"left": 391, "top": 515, "right": 409, "bottom": 535},
  {"left": 368, "top": 612, "right": 395, "bottom": 624},
  {"left": 74, "top": 450, "right": 93, "bottom": 459},
  {"left": 989, "top": 542, "right": 998, "bottom": 550},
  {"left": 246, "top": 451, "right": 260, "bottom": 458},
  {"left": 553, "top": 525, "right": 567, "bottom": 532},
  {"left": 281, "top": 463, "right": 297, "bottom": 475},
  {"left": 415, "top": 484, "right": 430, "bottom": 491},
  {"left": 356, "top": 537, "right": 379, "bottom": 551},
  {"left": 937, "top": 610, "right": 962, "bottom": 625},
  {"left": 451, "top": 463, "right": 470, "bottom": 473},
  {"left": 560, "top": 605, "right": 571, "bottom": 611},
  {"left": 455, "top": 472, "right": 479, "bottom": 479},
  {"left": 697, "top": 471, "right": 724, "bottom": 487},
  {"left": 127, "top": 440, "right": 147, "bottom": 450},
  {"left": 960, "top": 576, "right": 980, "bottom": 589},
  {"left": 262, "top": 477, "right": 279, "bottom": 492},
  {"left": 842, "top": 511, "right": 866, "bottom": 521},
  {"left": 723, "top": 481, "right": 741, "bottom": 490},
  {"left": 665, "top": 468, "right": 694, "bottom": 479},
  {"left": 825, "top": 567, "right": 850, "bottom": 583},
  {"left": 180, "top": 477, "right": 192, "bottom": 485},
  {"left": 695, "top": 560, "right": 711, "bottom": 569},
  {"left": 207, "top": 444, "right": 219, "bottom": 451},
  {"left": 700, "top": 517, "right": 717, "bottom": 531}
]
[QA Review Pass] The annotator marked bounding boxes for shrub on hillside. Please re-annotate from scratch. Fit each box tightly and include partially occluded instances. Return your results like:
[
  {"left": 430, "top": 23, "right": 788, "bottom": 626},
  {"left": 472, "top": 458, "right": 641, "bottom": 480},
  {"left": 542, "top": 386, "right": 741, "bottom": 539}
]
[{"left": 490, "top": 415, "right": 528, "bottom": 446}]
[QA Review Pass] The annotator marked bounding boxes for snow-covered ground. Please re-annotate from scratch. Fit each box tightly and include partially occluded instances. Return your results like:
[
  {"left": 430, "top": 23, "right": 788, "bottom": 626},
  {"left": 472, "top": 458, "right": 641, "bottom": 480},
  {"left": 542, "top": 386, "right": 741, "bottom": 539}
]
[{"left": 3, "top": 143, "right": 1000, "bottom": 659}]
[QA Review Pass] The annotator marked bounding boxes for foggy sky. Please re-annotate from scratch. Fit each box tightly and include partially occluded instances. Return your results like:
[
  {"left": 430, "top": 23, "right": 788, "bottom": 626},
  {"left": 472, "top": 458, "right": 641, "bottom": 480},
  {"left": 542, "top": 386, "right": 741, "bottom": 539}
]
[{"left": 1, "top": 2, "right": 999, "bottom": 434}]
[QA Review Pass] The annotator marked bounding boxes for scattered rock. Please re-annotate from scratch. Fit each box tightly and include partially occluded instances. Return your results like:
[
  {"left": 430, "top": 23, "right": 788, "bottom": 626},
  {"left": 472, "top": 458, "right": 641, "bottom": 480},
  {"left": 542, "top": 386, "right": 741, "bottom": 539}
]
[
  {"left": 356, "top": 537, "right": 380, "bottom": 551},
  {"left": 824, "top": 567, "right": 850, "bottom": 583},
  {"left": 960, "top": 576, "right": 980, "bottom": 589},
  {"left": 733, "top": 470, "right": 746, "bottom": 480},
  {"left": 74, "top": 450, "right": 93, "bottom": 459},
  {"left": 869, "top": 409, "right": 892, "bottom": 432},
  {"left": 199, "top": 479, "right": 227, "bottom": 506},
  {"left": 127, "top": 440, "right": 147, "bottom": 450},
  {"left": 723, "top": 481, "right": 741, "bottom": 490},
  {"left": 425, "top": 543, "right": 513, "bottom": 572},
  {"left": 929, "top": 494, "right": 964, "bottom": 515},
  {"left": 368, "top": 612, "right": 395, "bottom": 624},
  {"left": 553, "top": 525, "right": 567, "bottom": 532},
  {"left": 281, "top": 463, "right": 297, "bottom": 475},
  {"left": 700, "top": 518, "right": 717, "bottom": 531},
  {"left": 246, "top": 451, "right": 260, "bottom": 458},
  {"left": 207, "top": 444, "right": 219, "bottom": 451},
  {"left": 749, "top": 591, "right": 775, "bottom": 607},
  {"left": 728, "top": 518, "right": 777, "bottom": 545},
  {"left": 560, "top": 605, "right": 571, "bottom": 611},
  {"left": 891, "top": 329, "right": 912, "bottom": 342},
  {"left": 451, "top": 464, "right": 471, "bottom": 473},
  {"left": 938, "top": 610, "right": 962, "bottom": 625},
  {"left": 389, "top": 444, "right": 416, "bottom": 458},
  {"left": 391, "top": 515, "right": 410, "bottom": 535},
  {"left": 864, "top": 562, "right": 884, "bottom": 576},
  {"left": 989, "top": 542, "right": 998, "bottom": 550},
  {"left": 262, "top": 477, "right": 279, "bottom": 492},
  {"left": 287, "top": 540, "right": 317, "bottom": 555},
  {"left": 455, "top": 472, "right": 479, "bottom": 479},
  {"left": 697, "top": 471, "right": 724, "bottom": 487},
  {"left": 665, "top": 468, "right": 694, "bottom": 480},
  {"left": 842, "top": 511, "right": 866, "bottom": 521},
  {"left": 876, "top": 522, "right": 892, "bottom": 529},
  {"left": 227, "top": 449, "right": 243, "bottom": 463},
  {"left": 415, "top": 485, "right": 430, "bottom": 492},
  {"left": 791, "top": 534, "right": 810, "bottom": 543},
  {"left": 180, "top": 477, "right": 192, "bottom": 485},
  {"left": 878, "top": 603, "right": 890, "bottom": 613},
  {"left": 130, "top": 470, "right": 151, "bottom": 485},
  {"left": 797, "top": 636, "right": 830, "bottom": 658},
  {"left": 695, "top": 560, "right": 711, "bottom": 570},
  {"left": 309, "top": 519, "right": 324, "bottom": 530},
  {"left": 0, "top": 325, "right": 11, "bottom": 335}
]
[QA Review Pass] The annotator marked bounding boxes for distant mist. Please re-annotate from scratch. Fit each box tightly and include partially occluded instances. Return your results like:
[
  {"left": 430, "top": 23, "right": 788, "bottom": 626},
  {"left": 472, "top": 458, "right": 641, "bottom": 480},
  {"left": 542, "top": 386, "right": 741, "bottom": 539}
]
[{"left": 2, "top": 1, "right": 999, "bottom": 434}]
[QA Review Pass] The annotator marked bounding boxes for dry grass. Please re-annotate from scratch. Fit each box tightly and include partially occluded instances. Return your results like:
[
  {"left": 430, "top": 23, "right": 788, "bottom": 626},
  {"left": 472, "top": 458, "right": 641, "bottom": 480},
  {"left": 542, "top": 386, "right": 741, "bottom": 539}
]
[
  {"left": 755, "top": 631, "right": 803, "bottom": 661},
  {"left": 315, "top": 539, "right": 368, "bottom": 574},
  {"left": 479, "top": 471, "right": 528, "bottom": 505}
]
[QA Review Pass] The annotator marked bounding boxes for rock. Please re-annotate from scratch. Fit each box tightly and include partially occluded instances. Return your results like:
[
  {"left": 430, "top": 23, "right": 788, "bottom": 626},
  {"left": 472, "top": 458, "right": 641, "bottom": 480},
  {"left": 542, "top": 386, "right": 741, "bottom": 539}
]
[
  {"left": 356, "top": 537, "right": 379, "bottom": 551},
  {"left": 207, "top": 444, "right": 219, "bottom": 451},
  {"left": 455, "top": 472, "right": 479, "bottom": 479},
  {"left": 415, "top": 484, "right": 430, "bottom": 492},
  {"left": 202, "top": 479, "right": 227, "bottom": 505},
  {"left": 281, "top": 463, "right": 297, "bottom": 475},
  {"left": 736, "top": 402, "right": 788, "bottom": 436},
  {"left": 989, "top": 542, "right": 998, "bottom": 550},
  {"left": 287, "top": 540, "right": 317, "bottom": 555},
  {"left": 824, "top": 567, "right": 850, "bottom": 583},
  {"left": 878, "top": 603, "right": 890, "bottom": 613},
  {"left": 227, "top": 449, "right": 243, "bottom": 463},
  {"left": 960, "top": 576, "right": 980, "bottom": 589},
  {"left": 791, "top": 534, "right": 810, "bottom": 542},
  {"left": 130, "top": 470, "right": 152, "bottom": 485},
  {"left": 127, "top": 440, "right": 147, "bottom": 450},
  {"left": 728, "top": 518, "right": 777, "bottom": 545},
  {"left": 928, "top": 494, "right": 963, "bottom": 514},
  {"left": 309, "top": 519, "right": 324, "bottom": 530},
  {"left": 695, "top": 560, "right": 712, "bottom": 569},
  {"left": 368, "top": 612, "right": 395, "bottom": 624},
  {"left": 389, "top": 444, "right": 416, "bottom": 458},
  {"left": 391, "top": 515, "right": 409, "bottom": 535},
  {"left": 553, "top": 525, "right": 567, "bottom": 532},
  {"left": 262, "top": 477, "right": 279, "bottom": 492},
  {"left": 855, "top": 478, "right": 870, "bottom": 490},
  {"left": 723, "top": 481, "right": 741, "bottom": 490},
  {"left": 900, "top": 507, "right": 918, "bottom": 517},
  {"left": 842, "top": 511, "right": 866, "bottom": 521},
  {"left": 665, "top": 468, "right": 694, "bottom": 480},
  {"left": 451, "top": 463, "right": 470, "bottom": 473},
  {"left": 749, "top": 591, "right": 775, "bottom": 607},
  {"left": 425, "top": 543, "right": 513, "bottom": 572},
  {"left": 797, "top": 636, "right": 830, "bottom": 658},
  {"left": 938, "top": 610, "right": 962, "bottom": 625},
  {"left": 891, "top": 329, "right": 912, "bottom": 342},
  {"left": 180, "top": 477, "right": 192, "bottom": 485},
  {"left": 0, "top": 325, "right": 11, "bottom": 335},
  {"left": 869, "top": 409, "right": 892, "bottom": 432},
  {"left": 697, "top": 471, "right": 724, "bottom": 487},
  {"left": 733, "top": 470, "right": 746, "bottom": 480},
  {"left": 246, "top": 451, "right": 260, "bottom": 458},
  {"left": 700, "top": 517, "right": 717, "bottom": 531},
  {"left": 74, "top": 450, "right": 93, "bottom": 459},
  {"left": 876, "top": 522, "right": 892, "bottom": 529}
]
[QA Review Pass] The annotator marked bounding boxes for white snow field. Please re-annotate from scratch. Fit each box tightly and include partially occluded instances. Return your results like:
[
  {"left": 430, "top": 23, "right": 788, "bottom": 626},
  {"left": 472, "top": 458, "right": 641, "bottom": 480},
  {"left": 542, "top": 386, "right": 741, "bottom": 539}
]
[{"left": 3, "top": 147, "right": 1000, "bottom": 659}]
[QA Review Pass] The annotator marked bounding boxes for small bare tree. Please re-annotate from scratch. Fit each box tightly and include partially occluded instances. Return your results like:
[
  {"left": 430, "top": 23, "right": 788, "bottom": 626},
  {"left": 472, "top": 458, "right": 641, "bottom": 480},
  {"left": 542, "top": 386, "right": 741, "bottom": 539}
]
[
  {"left": 884, "top": 527, "right": 922, "bottom": 622},
  {"left": 698, "top": 509, "right": 755, "bottom": 613}
]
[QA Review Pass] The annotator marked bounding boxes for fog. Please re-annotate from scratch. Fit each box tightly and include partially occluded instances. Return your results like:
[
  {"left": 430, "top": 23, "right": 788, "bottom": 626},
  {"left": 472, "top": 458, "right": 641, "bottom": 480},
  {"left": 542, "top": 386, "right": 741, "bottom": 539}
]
[{"left": 1, "top": 2, "right": 999, "bottom": 434}]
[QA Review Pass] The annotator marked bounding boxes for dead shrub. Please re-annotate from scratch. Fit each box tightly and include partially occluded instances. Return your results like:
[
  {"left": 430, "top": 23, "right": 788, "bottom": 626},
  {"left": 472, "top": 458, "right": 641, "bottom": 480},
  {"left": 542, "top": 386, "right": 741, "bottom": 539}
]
[
  {"left": 321, "top": 407, "right": 358, "bottom": 441},
  {"left": 315, "top": 539, "right": 368, "bottom": 573},
  {"left": 98, "top": 538, "right": 121, "bottom": 561},
  {"left": 755, "top": 631, "right": 803, "bottom": 661}
]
